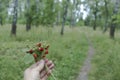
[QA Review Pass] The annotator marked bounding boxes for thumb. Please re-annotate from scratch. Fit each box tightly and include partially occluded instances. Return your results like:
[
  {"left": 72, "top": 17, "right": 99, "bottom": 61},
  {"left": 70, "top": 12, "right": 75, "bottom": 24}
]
[{"left": 34, "top": 60, "right": 45, "bottom": 71}]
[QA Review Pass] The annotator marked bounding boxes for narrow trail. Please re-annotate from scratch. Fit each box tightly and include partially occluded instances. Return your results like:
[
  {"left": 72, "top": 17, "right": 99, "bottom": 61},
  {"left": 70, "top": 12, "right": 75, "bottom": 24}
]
[{"left": 76, "top": 34, "right": 95, "bottom": 80}]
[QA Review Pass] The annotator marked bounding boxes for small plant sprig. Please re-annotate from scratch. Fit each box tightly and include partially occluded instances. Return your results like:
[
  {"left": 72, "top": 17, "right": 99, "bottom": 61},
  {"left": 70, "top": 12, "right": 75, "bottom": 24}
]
[
  {"left": 26, "top": 42, "right": 49, "bottom": 62},
  {"left": 26, "top": 42, "right": 56, "bottom": 80}
]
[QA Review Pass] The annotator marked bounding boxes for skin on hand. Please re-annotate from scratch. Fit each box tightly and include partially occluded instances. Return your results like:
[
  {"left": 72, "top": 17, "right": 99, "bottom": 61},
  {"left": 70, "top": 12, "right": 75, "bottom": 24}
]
[{"left": 24, "top": 59, "right": 54, "bottom": 80}]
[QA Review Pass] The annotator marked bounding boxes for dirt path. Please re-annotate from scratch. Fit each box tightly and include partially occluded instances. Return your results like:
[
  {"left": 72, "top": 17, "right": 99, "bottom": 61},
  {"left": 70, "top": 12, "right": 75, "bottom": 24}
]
[{"left": 76, "top": 35, "right": 95, "bottom": 80}]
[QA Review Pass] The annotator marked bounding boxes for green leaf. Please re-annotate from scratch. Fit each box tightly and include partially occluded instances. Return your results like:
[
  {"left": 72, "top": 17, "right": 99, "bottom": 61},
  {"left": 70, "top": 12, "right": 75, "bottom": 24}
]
[{"left": 23, "top": 54, "right": 34, "bottom": 64}]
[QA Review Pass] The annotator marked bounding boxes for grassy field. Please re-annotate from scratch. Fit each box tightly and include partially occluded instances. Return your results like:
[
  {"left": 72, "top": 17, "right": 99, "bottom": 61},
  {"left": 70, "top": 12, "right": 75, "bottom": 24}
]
[
  {"left": 86, "top": 28, "right": 120, "bottom": 80},
  {"left": 1, "top": 25, "right": 119, "bottom": 80},
  {"left": 0, "top": 24, "right": 88, "bottom": 80}
]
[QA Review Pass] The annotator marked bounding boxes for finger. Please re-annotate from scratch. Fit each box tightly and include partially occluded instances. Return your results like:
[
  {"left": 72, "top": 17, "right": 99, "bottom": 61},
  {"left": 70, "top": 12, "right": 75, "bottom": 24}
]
[
  {"left": 46, "top": 70, "right": 52, "bottom": 76},
  {"left": 48, "top": 63, "right": 54, "bottom": 70},
  {"left": 40, "top": 67, "right": 54, "bottom": 79},
  {"left": 40, "top": 63, "right": 54, "bottom": 79},
  {"left": 46, "top": 60, "right": 53, "bottom": 67},
  {"left": 41, "top": 74, "right": 48, "bottom": 80},
  {"left": 40, "top": 70, "right": 47, "bottom": 79},
  {"left": 40, "top": 67, "right": 45, "bottom": 73},
  {"left": 34, "top": 60, "right": 45, "bottom": 71}
]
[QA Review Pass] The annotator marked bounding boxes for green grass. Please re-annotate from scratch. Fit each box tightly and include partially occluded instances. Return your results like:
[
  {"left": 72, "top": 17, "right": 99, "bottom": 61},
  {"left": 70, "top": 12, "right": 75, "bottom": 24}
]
[
  {"left": 2, "top": 25, "right": 120, "bottom": 80},
  {"left": 86, "top": 28, "right": 120, "bottom": 80},
  {"left": 0, "top": 24, "right": 88, "bottom": 80}
]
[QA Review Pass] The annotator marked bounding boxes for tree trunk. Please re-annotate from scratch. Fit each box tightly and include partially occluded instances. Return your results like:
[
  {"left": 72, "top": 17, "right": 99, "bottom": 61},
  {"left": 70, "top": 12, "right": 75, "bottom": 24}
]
[
  {"left": 70, "top": 10, "right": 75, "bottom": 27},
  {"left": 93, "top": 0, "right": 98, "bottom": 30},
  {"left": 26, "top": 0, "right": 31, "bottom": 31},
  {"left": 93, "top": 12, "right": 97, "bottom": 30},
  {"left": 110, "top": 0, "right": 119, "bottom": 38},
  {"left": 61, "top": 19, "right": 65, "bottom": 35},
  {"left": 35, "top": 0, "right": 40, "bottom": 27},
  {"left": 70, "top": 0, "right": 75, "bottom": 27},
  {"left": 0, "top": 17, "right": 3, "bottom": 25},
  {"left": 110, "top": 22, "right": 115, "bottom": 38},
  {"left": 61, "top": 0, "right": 69, "bottom": 35},
  {"left": 103, "top": 0, "right": 109, "bottom": 32},
  {"left": 61, "top": 15, "right": 65, "bottom": 35},
  {"left": 70, "top": 10, "right": 73, "bottom": 27},
  {"left": 11, "top": 22, "right": 17, "bottom": 35},
  {"left": 11, "top": 0, "right": 18, "bottom": 36},
  {"left": 26, "top": 21, "right": 31, "bottom": 31}
]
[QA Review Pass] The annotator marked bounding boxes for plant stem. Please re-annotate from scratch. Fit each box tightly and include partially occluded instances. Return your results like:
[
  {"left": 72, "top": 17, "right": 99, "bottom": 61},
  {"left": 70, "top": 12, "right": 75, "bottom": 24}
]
[{"left": 45, "top": 64, "right": 57, "bottom": 80}]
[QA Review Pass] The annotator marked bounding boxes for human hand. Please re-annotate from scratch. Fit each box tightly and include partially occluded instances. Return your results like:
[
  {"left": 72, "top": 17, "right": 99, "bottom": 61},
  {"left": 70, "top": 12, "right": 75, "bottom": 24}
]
[{"left": 24, "top": 59, "right": 54, "bottom": 80}]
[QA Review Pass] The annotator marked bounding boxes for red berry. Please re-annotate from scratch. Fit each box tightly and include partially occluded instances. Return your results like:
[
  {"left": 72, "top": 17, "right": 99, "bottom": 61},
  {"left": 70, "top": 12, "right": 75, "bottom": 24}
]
[
  {"left": 39, "top": 47, "right": 44, "bottom": 51},
  {"left": 45, "top": 45, "right": 49, "bottom": 50},
  {"left": 42, "top": 55, "right": 46, "bottom": 58},
  {"left": 33, "top": 53, "right": 37, "bottom": 58},
  {"left": 36, "top": 43, "right": 41, "bottom": 47},
  {"left": 29, "top": 49, "right": 33, "bottom": 54},
  {"left": 27, "top": 49, "right": 33, "bottom": 54},
  {"left": 45, "top": 50, "right": 48, "bottom": 54}
]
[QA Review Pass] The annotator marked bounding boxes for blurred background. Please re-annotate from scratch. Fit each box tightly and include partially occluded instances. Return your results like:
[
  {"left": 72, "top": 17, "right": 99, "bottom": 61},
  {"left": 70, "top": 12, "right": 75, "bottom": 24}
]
[{"left": 0, "top": 0, "right": 120, "bottom": 80}]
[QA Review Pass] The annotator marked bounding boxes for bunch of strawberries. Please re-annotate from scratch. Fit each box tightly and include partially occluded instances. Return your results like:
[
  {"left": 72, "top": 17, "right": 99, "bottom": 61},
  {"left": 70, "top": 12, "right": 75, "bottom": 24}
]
[
  {"left": 26, "top": 42, "right": 56, "bottom": 80},
  {"left": 26, "top": 42, "right": 49, "bottom": 62}
]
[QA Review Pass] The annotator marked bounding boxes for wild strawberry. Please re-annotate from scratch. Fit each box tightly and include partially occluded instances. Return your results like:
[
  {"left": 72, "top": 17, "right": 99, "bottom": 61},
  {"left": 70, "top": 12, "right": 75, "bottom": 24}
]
[
  {"left": 39, "top": 47, "right": 44, "bottom": 51},
  {"left": 27, "top": 49, "right": 33, "bottom": 54},
  {"left": 29, "top": 49, "right": 33, "bottom": 54},
  {"left": 45, "top": 45, "right": 49, "bottom": 50},
  {"left": 33, "top": 53, "right": 37, "bottom": 58},
  {"left": 42, "top": 55, "right": 46, "bottom": 58},
  {"left": 45, "top": 50, "right": 48, "bottom": 54},
  {"left": 36, "top": 43, "right": 41, "bottom": 47}
]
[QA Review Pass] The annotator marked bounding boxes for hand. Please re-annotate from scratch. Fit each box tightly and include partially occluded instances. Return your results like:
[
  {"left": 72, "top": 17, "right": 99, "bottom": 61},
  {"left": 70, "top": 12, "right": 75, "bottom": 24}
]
[{"left": 24, "top": 59, "right": 54, "bottom": 80}]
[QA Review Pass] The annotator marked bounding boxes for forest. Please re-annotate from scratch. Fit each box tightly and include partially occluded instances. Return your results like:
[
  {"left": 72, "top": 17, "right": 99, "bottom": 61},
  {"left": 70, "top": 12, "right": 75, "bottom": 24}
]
[{"left": 0, "top": 0, "right": 120, "bottom": 80}]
